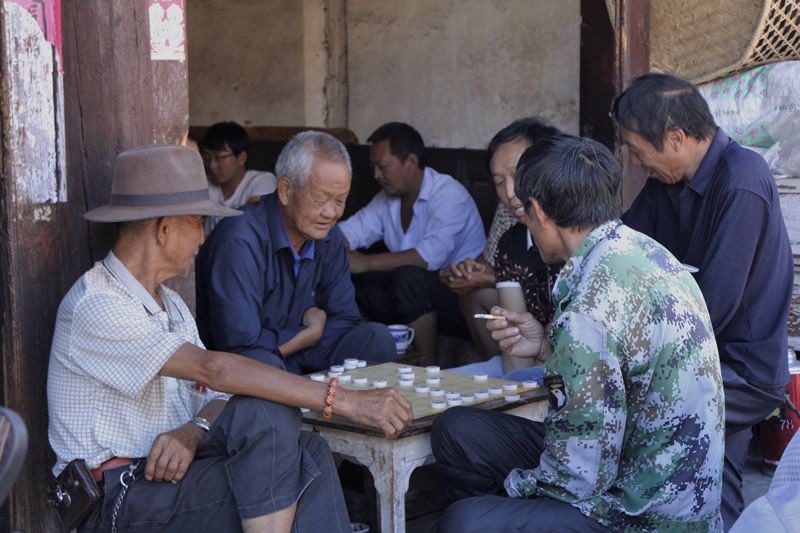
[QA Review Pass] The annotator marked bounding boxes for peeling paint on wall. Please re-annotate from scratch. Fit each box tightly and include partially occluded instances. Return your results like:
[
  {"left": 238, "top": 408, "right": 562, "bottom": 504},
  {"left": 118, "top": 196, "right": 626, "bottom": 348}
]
[
  {"left": 32, "top": 204, "right": 53, "bottom": 221},
  {"left": 2, "top": 0, "right": 67, "bottom": 204}
]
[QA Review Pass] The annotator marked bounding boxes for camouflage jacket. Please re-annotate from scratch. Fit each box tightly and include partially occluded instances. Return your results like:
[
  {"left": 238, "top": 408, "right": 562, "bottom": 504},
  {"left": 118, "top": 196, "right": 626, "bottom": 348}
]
[{"left": 504, "top": 220, "right": 725, "bottom": 532}]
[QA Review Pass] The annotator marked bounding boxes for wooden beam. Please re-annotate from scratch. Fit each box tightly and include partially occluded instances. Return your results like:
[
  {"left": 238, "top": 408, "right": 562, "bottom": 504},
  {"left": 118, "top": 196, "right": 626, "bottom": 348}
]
[
  {"left": 579, "top": 0, "right": 616, "bottom": 150},
  {"left": 580, "top": 0, "right": 650, "bottom": 209},
  {"left": 0, "top": 0, "right": 70, "bottom": 529},
  {"left": 615, "top": 0, "right": 650, "bottom": 209}
]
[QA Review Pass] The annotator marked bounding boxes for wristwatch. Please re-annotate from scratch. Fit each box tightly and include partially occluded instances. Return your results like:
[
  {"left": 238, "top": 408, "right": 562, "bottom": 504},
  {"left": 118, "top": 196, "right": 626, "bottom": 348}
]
[{"left": 191, "top": 416, "right": 211, "bottom": 432}]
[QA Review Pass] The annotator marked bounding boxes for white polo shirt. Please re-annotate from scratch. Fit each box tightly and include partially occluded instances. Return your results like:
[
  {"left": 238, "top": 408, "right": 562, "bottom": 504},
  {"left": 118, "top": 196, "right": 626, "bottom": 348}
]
[
  {"left": 47, "top": 252, "right": 228, "bottom": 475},
  {"left": 205, "top": 169, "right": 277, "bottom": 233}
]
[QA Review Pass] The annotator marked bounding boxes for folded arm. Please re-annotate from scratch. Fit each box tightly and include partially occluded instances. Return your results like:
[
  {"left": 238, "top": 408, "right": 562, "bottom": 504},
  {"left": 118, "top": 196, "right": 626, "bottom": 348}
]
[{"left": 199, "top": 234, "right": 317, "bottom": 362}]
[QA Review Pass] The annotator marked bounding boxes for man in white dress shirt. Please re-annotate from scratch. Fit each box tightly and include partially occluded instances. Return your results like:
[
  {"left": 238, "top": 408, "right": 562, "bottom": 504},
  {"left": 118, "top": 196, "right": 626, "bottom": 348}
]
[{"left": 338, "top": 122, "right": 485, "bottom": 362}]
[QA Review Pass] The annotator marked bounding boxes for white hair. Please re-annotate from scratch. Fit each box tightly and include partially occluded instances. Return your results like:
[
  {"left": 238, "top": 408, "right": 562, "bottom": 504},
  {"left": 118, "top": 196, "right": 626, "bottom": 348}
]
[{"left": 275, "top": 131, "right": 352, "bottom": 186}]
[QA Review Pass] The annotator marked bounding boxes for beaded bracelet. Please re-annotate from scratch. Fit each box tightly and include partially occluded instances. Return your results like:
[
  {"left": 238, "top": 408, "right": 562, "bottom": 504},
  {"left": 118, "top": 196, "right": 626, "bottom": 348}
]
[{"left": 323, "top": 376, "right": 339, "bottom": 420}]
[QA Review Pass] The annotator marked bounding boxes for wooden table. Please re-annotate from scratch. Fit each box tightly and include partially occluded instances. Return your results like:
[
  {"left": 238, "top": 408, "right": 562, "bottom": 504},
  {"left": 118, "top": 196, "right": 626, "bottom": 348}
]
[{"left": 303, "top": 387, "right": 549, "bottom": 533}]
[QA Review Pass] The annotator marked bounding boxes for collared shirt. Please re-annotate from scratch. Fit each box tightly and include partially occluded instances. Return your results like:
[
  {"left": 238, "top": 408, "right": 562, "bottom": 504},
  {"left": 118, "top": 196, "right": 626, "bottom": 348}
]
[
  {"left": 623, "top": 129, "right": 792, "bottom": 388},
  {"left": 47, "top": 252, "right": 228, "bottom": 476},
  {"left": 494, "top": 223, "right": 560, "bottom": 325},
  {"left": 205, "top": 169, "right": 277, "bottom": 233},
  {"left": 483, "top": 202, "right": 517, "bottom": 267},
  {"left": 505, "top": 221, "right": 725, "bottom": 531},
  {"left": 196, "top": 192, "right": 361, "bottom": 365},
  {"left": 287, "top": 235, "right": 315, "bottom": 278},
  {"left": 337, "top": 167, "right": 486, "bottom": 271}
]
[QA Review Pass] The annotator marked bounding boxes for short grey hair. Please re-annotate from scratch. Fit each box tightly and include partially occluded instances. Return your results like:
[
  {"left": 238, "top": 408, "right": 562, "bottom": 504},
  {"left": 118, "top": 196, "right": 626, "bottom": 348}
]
[{"left": 275, "top": 131, "right": 352, "bottom": 186}]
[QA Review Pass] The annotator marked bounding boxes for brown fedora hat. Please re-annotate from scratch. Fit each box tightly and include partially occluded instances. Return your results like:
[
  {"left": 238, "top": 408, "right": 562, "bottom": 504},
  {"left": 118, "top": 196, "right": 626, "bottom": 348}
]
[{"left": 84, "top": 145, "right": 243, "bottom": 222}]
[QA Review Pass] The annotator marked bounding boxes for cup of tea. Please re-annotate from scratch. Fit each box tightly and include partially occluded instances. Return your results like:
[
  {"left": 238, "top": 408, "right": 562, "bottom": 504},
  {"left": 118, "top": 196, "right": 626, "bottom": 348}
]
[
  {"left": 496, "top": 281, "right": 527, "bottom": 313},
  {"left": 388, "top": 324, "right": 416, "bottom": 355}
]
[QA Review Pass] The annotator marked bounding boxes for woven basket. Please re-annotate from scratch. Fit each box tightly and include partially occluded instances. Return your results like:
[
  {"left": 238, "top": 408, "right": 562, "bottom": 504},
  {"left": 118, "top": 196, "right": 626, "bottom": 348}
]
[{"left": 649, "top": 0, "right": 800, "bottom": 84}]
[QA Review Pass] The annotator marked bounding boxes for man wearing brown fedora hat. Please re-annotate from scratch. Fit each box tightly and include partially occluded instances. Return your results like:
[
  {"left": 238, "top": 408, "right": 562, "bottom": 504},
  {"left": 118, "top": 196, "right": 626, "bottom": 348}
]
[
  {"left": 47, "top": 144, "right": 412, "bottom": 532},
  {"left": 196, "top": 131, "right": 398, "bottom": 375}
]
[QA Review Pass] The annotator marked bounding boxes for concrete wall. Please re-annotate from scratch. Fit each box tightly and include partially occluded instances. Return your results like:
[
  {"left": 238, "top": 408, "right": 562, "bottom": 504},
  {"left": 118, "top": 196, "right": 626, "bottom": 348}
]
[
  {"left": 347, "top": 0, "right": 580, "bottom": 148},
  {"left": 187, "top": 0, "right": 305, "bottom": 126},
  {"left": 187, "top": 0, "right": 580, "bottom": 148}
]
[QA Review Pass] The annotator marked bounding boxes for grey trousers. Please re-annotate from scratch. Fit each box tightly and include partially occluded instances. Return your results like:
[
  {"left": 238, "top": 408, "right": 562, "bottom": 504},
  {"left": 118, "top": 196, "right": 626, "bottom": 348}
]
[
  {"left": 431, "top": 406, "right": 611, "bottom": 532},
  {"left": 80, "top": 396, "right": 350, "bottom": 532},
  {"left": 720, "top": 363, "right": 786, "bottom": 531}
]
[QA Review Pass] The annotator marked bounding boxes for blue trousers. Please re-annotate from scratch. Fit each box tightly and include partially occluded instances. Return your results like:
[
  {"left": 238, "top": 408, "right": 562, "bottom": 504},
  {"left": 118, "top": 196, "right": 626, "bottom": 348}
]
[{"left": 80, "top": 396, "right": 350, "bottom": 532}]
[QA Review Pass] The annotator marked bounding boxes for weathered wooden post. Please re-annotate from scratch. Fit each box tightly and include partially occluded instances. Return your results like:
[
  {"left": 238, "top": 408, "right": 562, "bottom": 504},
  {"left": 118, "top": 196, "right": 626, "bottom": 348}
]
[{"left": 0, "top": 1, "right": 189, "bottom": 530}]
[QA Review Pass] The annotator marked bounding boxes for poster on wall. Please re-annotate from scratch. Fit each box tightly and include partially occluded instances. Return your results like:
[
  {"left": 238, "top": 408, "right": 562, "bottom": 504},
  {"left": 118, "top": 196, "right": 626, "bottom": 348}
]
[
  {"left": 149, "top": 0, "right": 186, "bottom": 61},
  {"left": 3, "top": 0, "right": 67, "bottom": 206}
]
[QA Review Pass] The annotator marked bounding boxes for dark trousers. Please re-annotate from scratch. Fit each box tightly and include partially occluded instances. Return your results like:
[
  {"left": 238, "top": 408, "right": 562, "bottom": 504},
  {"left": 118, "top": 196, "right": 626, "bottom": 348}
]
[
  {"left": 720, "top": 363, "right": 786, "bottom": 531},
  {"left": 352, "top": 266, "right": 468, "bottom": 338},
  {"left": 431, "top": 407, "right": 611, "bottom": 532},
  {"left": 81, "top": 396, "right": 350, "bottom": 532},
  {"left": 285, "top": 321, "right": 397, "bottom": 374}
]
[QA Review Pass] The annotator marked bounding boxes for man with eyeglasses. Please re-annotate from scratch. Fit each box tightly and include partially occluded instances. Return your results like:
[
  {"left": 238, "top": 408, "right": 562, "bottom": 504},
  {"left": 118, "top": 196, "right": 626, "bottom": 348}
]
[{"left": 201, "top": 121, "right": 276, "bottom": 233}]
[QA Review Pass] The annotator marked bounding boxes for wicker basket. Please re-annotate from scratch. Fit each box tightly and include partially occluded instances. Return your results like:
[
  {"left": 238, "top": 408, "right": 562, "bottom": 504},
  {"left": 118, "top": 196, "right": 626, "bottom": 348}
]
[{"left": 649, "top": 0, "right": 800, "bottom": 84}]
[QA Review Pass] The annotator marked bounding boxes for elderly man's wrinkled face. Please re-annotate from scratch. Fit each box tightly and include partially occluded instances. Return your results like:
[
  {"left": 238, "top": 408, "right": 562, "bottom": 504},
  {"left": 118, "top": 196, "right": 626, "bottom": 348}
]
[
  {"left": 164, "top": 215, "right": 205, "bottom": 275},
  {"left": 279, "top": 157, "right": 351, "bottom": 249},
  {"left": 490, "top": 139, "right": 528, "bottom": 219},
  {"left": 370, "top": 139, "right": 418, "bottom": 196}
]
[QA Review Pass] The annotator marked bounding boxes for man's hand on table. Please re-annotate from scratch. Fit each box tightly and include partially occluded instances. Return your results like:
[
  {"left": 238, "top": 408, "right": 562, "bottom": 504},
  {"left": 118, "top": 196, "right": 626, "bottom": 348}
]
[
  {"left": 145, "top": 422, "right": 204, "bottom": 483},
  {"left": 486, "top": 305, "right": 545, "bottom": 359},
  {"left": 336, "top": 387, "right": 413, "bottom": 439},
  {"left": 439, "top": 259, "right": 495, "bottom": 295}
]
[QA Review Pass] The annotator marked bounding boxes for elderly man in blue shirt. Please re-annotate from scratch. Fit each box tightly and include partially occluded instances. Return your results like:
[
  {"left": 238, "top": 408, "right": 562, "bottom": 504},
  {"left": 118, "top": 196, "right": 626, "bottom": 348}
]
[
  {"left": 196, "top": 132, "right": 397, "bottom": 374},
  {"left": 615, "top": 73, "right": 793, "bottom": 530},
  {"left": 338, "top": 122, "right": 486, "bottom": 362}
]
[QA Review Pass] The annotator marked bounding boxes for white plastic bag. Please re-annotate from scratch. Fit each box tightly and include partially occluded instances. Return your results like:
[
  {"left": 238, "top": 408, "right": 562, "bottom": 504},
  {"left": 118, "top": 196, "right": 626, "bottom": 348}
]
[{"left": 699, "top": 62, "right": 800, "bottom": 178}]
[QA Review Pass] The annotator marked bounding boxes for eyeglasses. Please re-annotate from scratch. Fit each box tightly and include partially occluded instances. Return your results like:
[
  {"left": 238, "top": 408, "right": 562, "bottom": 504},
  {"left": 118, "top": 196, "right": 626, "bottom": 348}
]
[{"left": 202, "top": 152, "right": 236, "bottom": 164}]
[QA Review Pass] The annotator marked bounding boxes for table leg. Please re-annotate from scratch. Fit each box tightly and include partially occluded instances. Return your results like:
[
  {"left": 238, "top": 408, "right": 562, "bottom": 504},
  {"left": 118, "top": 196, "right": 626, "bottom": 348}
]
[
  {"left": 368, "top": 445, "right": 431, "bottom": 533},
  {"left": 303, "top": 396, "right": 546, "bottom": 532}
]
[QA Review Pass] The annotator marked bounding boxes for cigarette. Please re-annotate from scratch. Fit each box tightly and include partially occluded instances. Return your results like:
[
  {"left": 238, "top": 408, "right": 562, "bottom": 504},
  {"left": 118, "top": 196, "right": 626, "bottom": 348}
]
[{"left": 473, "top": 313, "right": 505, "bottom": 320}]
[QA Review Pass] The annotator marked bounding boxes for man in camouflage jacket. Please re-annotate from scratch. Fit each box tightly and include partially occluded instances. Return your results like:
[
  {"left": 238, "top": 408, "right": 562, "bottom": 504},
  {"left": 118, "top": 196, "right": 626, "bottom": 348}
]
[{"left": 432, "top": 135, "right": 725, "bottom": 532}]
